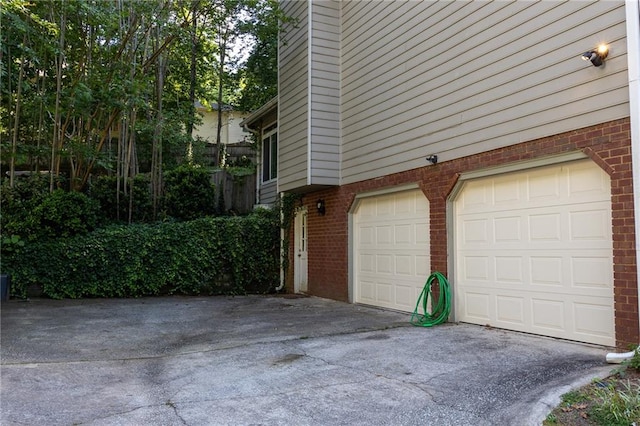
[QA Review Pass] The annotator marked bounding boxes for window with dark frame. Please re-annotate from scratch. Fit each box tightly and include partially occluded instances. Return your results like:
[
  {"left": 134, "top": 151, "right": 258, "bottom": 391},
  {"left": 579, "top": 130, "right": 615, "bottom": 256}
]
[{"left": 262, "top": 124, "right": 277, "bottom": 182}]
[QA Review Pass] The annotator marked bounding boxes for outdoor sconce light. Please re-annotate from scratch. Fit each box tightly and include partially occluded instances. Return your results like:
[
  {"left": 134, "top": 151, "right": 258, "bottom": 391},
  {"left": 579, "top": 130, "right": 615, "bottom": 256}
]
[
  {"left": 316, "top": 199, "right": 326, "bottom": 215},
  {"left": 426, "top": 154, "right": 438, "bottom": 164},
  {"left": 581, "top": 44, "right": 608, "bottom": 67}
]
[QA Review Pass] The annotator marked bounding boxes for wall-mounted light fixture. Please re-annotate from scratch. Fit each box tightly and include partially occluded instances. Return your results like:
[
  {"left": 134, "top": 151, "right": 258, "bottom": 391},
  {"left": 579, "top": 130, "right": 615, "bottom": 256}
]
[
  {"left": 316, "top": 199, "right": 326, "bottom": 215},
  {"left": 426, "top": 154, "right": 438, "bottom": 165},
  {"left": 581, "top": 44, "right": 609, "bottom": 67}
]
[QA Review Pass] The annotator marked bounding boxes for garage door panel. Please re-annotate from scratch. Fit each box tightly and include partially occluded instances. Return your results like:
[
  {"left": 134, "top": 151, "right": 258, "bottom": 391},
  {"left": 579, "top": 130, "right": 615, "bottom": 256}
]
[
  {"left": 462, "top": 256, "right": 490, "bottom": 281},
  {"left": 462, "top": 219, "right": 489, "bottom": 244},
  {"left": 377, "top": 283, "right": 392, "bottom": 303},
  {"left": 462, "top": 255, "right": 611, "bottom": 295},
  {"left": 375, "top": 254, "right": 393, "bottom": 274},
  {"left": 359, "top": 253, "right": 374, "bottom": 273},
  {"left": 494, "top": 177, "right": 521, "bottom": 205},
  {"left": 495, "top": 256, "right": 524, "bottom": 283},
  {"left": 572, "top": 256, "right": 614, "bottom": 288},
  {"left": 354, "top": 189, "right": 430, "bottom": 312},
  {"left": 359, "top": 226, "right": 375, "bottom": 245},
  {"left": 416, "top": 223, "right": 429, "bottom": 244},
  {"left": 570, "top": 209, "right": 610, "bottom": 240},
  {"left": 463, "top": 292, "right": 491, "bottom": 321},
  {"left": 496, "top": 295, "right": 526, "bottom": 325},
  {"left": 458, "top": 165, "right": 609, "bottom": 215},
  {"left": 573, "top": 302, "right": 614, "bottom": 339},
  {"left": 416, "top": 255, "right": 430, "bottom": 276},
  {"left": 359, "top": 279, "right": 376, "bottom": 302},
  {"left": 530, "top": 256, "right": 564, "bottom": 285},
  {"left": 395, "top": 284, "right": 417, "bottom": 310},
  {"left": 455, "top": 160, "right": 614, "bottom": 346},
  {"left": 394, "top": 224, "right": 413, "bottom": 244},
  {"left": 531, "top": 298, "right": 565, "bottom": 331},
  {"left": 395, "top": 255, "right": 413, "bottom": 276},
  {"left": 494, "top": 217, "right": 522, "bottom": 242},
  {"left": 529, "top": 213, "right": 562, "bottom": 241},
  {"left": 460, "top": 209, "right": 610, "bottom": 248},
  {"left": 568, "top": 161, "right": 610, "bottom": 196},
  {"left": 376, "top": 226, "right": 393, "bottom": 245}
]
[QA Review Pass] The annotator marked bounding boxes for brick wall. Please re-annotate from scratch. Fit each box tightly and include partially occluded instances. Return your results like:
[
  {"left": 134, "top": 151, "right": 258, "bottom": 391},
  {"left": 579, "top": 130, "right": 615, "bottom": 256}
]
[{"left": 289, "top": 118, "right": 637, "bottom": 347}]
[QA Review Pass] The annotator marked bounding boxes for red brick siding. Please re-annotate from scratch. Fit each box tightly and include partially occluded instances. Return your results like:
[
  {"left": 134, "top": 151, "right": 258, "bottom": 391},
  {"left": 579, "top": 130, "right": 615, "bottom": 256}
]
[{"left": 288, "top": 118, "right": 637, "bottom": 348}]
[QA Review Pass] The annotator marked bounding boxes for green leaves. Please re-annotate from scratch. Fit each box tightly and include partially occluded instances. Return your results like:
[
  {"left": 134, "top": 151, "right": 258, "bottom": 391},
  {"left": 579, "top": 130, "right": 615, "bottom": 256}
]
[
  {"left": 2, "top": 213, "right": 280, "bottom": 299},
  {"left": 163, "top": 164, "right": 216, "bottom": 220}
]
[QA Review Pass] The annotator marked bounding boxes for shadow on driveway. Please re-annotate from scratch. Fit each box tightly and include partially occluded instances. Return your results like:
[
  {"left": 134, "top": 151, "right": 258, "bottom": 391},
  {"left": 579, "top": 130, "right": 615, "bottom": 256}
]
[{"left": 1, "top": 296, "right": 613, "bottom": 425}]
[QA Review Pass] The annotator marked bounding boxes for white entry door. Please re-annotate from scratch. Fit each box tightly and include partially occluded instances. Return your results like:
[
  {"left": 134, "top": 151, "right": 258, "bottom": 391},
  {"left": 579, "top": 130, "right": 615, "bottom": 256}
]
[
  {"left": 454, "top": 160, "right": 614, "bottom": 346},
  {"left": 294, "top": 208, "right": 308, "bottom": 293}
]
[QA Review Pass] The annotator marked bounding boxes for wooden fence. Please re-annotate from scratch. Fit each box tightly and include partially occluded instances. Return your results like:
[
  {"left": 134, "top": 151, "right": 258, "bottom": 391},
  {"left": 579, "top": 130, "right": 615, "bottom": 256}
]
[
  {"left": 210, "top": 170, "right": 256, "bottom": 214},
  {"left": 203, "top": 142, "right": 256, "bottom": 167}
]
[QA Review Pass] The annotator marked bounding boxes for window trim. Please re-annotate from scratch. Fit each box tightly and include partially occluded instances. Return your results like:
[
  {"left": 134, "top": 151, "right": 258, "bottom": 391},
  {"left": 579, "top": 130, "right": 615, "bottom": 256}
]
[{"left": 261, "top": 122, "right": 278, "bottom": 183}]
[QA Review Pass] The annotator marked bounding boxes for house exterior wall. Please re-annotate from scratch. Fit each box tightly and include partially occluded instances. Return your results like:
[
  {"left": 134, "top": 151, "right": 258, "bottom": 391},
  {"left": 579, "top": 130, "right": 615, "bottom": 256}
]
[
  {"left": 260, "top": 181, "right": 278, "bottom": 205},
  {"left": 277, "top": 0, "right": 637, "bottom": 347},
  {"left": 340, "top": 0, "right": 629, "bottom": 184},
  {"left": 309, "top": 0, "right": 341, "bottom": 186},
  {"left": 287, "top": 118, "right": 637, "bottom": 348},
  {"left": 195, "top": 110, "right": 250, "bottom": 145},
  {"left": 279, "top": 0, "right": 310, "bottom": 192}
]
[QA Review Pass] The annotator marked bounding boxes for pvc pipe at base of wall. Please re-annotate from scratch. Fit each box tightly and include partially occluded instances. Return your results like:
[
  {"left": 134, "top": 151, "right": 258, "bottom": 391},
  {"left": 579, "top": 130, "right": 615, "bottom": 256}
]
[{"left": 606, "top": 349, "right": 638, "bottom": 364}]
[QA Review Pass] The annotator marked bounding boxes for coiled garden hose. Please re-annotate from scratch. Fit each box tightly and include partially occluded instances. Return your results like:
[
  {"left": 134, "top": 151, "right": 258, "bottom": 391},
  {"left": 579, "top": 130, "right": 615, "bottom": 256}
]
[{"left": 410, "top": 271, "right": 451, "bottom": 327}]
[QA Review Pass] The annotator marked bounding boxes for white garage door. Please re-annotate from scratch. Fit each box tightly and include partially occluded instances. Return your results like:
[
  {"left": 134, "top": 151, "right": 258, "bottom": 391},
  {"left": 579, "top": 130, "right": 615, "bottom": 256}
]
[
  {"left": 354, "top": 189, "right": 430, "bottom": 312},
  {"left": 454, "top": 160, "right": 614, "bottom": 346}
]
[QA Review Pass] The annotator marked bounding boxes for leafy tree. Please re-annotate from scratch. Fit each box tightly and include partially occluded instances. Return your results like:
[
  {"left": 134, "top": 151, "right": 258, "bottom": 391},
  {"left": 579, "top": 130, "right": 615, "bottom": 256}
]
[
  {"left": 237, "top": 0, "right": 282, "bottom": 111},
  {"left": 163, "top": 164, "right": 216, "bottom": 220},
  {"left": 1, "top": 0, "right": 286, "bottom": 221}
]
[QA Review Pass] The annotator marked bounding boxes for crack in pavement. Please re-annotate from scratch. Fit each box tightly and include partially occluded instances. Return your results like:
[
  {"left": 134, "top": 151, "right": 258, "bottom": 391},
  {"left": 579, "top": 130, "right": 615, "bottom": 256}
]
[{"left": 1, "top": 324, "right": 410, "bottom": 367}]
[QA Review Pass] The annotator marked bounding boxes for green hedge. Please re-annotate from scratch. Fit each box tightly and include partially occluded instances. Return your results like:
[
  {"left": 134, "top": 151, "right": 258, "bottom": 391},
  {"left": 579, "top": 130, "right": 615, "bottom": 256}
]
[{"left": 2, "top": 213, "right": 280, "bottom": 299}]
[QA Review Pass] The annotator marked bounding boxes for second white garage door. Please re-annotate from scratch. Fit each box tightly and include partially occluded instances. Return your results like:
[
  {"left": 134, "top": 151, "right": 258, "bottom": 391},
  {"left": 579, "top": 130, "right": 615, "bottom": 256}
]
[
  {"left": 354, "top": 189, "right": 430, "bottom": 312},
  {"left": 454, "top": 160, "right": 614, "bottom": 346}
]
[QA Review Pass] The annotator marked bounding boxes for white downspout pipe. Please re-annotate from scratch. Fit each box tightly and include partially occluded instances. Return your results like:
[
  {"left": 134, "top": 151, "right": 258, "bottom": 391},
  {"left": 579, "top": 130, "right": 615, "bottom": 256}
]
[{"left": 607, "top": 0, "right": 640, "bottom": 363}]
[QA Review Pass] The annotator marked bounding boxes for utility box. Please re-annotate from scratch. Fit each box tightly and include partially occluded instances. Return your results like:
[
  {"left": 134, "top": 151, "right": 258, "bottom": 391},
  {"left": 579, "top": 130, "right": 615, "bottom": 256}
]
[{"left": 1, "top": 274, "right": 10, "bottom": 302}]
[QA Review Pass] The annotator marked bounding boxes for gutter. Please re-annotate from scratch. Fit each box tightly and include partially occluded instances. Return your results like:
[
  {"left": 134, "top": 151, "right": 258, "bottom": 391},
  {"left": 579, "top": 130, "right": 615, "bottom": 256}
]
[{"left": 607, "top": 0, "right": 640, "bottom": 362}]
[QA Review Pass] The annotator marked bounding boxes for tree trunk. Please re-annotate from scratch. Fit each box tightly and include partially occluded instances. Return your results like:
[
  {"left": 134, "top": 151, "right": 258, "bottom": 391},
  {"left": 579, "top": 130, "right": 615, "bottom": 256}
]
[
  {"left": 10, "top": 34, "right": 27, "bottom": 188},
  {"left": 187, "top": 1, "right": 198, "bottom": 138},
  {"left": 50, "top": 6, "right": 66, "bottom": 192},
  {"left": 215, "top": 31, "right": 227, "bottom": 167},
  {"left": 151, "top": 40, "right": 167, "bottom": 219}
]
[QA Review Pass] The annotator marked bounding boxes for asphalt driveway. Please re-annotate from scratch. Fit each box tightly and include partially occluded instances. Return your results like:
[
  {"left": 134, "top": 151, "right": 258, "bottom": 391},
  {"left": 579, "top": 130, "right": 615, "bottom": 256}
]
[{"left": 1, "top": 295, "right": 614, "bottom": 425}]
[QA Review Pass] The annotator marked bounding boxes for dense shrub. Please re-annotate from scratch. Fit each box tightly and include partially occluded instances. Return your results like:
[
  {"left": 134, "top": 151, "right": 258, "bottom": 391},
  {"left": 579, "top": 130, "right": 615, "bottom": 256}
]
[
  {"left": 89, "top": 174, "right": 153, "bottom": 223},
  {"left": 1, "top": 175, "right": 50, "bottom": 238},
  {"left": 163, "top": 164, "right": 216, "bottom": 220},
  {"left": 31, "top": 190, "right": 102, "bottom": 239},
  {"left": 2, "top": 212, "right": 280, "bottom": 299},
  {"left": 1, "top": 178, "right": 102, "bottom": 241}
]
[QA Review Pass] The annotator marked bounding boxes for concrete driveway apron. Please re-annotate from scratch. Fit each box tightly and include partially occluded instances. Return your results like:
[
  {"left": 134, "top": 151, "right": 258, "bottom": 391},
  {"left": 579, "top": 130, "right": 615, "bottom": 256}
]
[{"left": 1, "top": 296, "right": 612, "bottom": 425}]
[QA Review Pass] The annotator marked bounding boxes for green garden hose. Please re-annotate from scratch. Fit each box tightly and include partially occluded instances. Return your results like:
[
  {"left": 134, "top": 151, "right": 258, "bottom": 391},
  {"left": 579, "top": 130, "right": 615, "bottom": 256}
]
[{"left": 410, "top": 271, "right": 451, "bottom": 327}]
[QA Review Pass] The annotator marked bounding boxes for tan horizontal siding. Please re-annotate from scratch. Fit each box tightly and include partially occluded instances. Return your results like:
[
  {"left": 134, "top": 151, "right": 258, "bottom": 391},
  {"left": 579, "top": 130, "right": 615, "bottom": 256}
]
[
  {"left": 340, "top": 0, "right": 629, "bottom": 184},
  {"left": 259, "top": 181, "right": 278, "bottom": 205},
  {"left": 310, "top": 0, "right": 340, "bottom": 186},
  {"left": 279, "top": 0, "right": 310, "bottom": 192}
]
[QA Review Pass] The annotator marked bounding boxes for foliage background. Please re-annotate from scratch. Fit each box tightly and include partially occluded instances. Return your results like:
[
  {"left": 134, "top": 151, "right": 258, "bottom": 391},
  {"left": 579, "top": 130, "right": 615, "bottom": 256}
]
[
  {"left": 1, "top": 0, "right": 284, "bottom": 200},
  {"left": 0, "top": 0, "right": 287, "bottom": 299}
]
